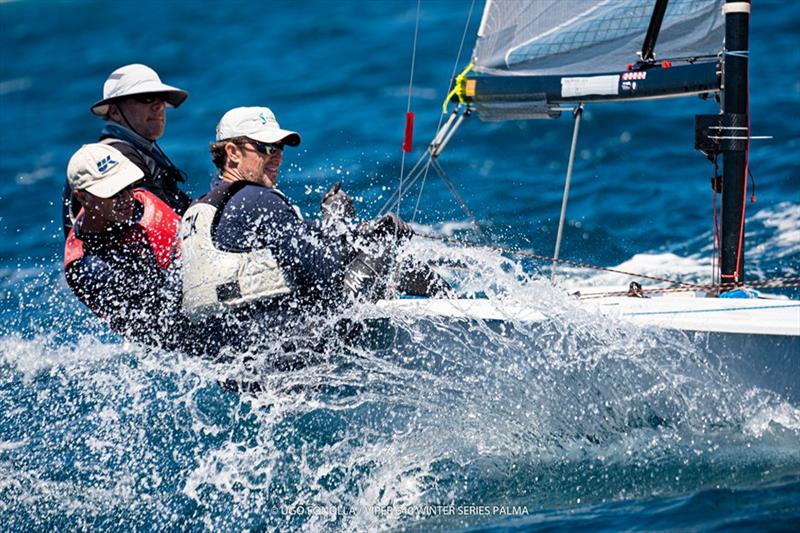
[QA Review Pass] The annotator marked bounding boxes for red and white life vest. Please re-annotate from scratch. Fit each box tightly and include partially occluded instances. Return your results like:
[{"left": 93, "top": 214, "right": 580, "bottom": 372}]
[{"left": 64, "top": 189, "right": 181, "bottom": 271}]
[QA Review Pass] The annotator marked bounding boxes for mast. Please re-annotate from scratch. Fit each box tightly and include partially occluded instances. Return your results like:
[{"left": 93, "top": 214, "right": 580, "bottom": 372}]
[{"left": 720, "top": 0, "right": 751, "bottom": 286}]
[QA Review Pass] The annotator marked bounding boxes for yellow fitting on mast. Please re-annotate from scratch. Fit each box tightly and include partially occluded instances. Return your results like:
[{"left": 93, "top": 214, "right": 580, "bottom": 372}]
[{"left": 442, "top": 62, "right": 475, "bottom": 114}]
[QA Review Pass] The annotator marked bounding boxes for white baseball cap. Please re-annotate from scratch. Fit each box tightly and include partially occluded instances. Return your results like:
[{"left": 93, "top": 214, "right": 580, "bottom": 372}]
[
  {"left": 91, "top": 64, "right": 189, "bottom": 117},
  {"left": 215, "top": 106, "right": 301, "bottom": 146},
  {"left": 67, "top": 144, "right": 144, "bottom": 198}
]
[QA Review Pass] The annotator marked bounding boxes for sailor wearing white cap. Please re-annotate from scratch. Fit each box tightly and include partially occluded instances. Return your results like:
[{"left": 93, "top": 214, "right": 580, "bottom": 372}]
[
  {"left": 179, "top": 106, "right": 357, "bottom": 320},
  {"left": 62, "top": 142, "right": 190, "bottom": 348},
  {"left": 179, "top": 106, "right": 444, "bottom": 323},
  {"left": 62, "top": 64, "right": 192, "bottom": 238}
]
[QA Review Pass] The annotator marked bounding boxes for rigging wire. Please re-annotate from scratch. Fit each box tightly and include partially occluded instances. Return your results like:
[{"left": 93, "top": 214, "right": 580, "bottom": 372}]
[
  {"left": 735, "top": 47, "right": 752, "bottom": 283},
  {"left": 430, "top": 158, "right": 488, "bottom": 243},
  {"left": 395, "top": 0, "right": 422, "bottom": 221},
  {"left": 381, "top": 0, "right": 477, "bottom": 226},
  {"left": 409, "top": 0, "right": 477, "bottom": 224},
  {"left": 712, "top": 155, "right": 721, "bottom": 288},
  {"left": 385, "top": 0, "right": 423, "bottom": 295}
]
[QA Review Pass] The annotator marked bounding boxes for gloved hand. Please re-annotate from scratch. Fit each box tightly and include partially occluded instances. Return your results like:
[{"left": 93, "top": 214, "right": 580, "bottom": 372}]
[
  {"left": 344, "top": 213, "right": 414, "bottom": 301},
  {"left": 321, "top": 181, "right": 355, "bottom": 220},
  {"left": 371, "top": 212, "right": 414, "bottom": 240},
  {"left": 356, "top": 213, "right": 414, "bottom": 241}
]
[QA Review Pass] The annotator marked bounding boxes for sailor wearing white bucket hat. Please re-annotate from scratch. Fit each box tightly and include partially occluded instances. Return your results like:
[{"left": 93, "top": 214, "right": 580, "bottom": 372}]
[
  {"left": 90, "top": 63, "right": 188, "bottom": 117},
  {"left": 61, "top": 64, "right": 193, "bottom": 237}
]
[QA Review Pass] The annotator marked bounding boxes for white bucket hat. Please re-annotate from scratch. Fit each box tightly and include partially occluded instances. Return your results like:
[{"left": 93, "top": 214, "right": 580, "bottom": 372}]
[
  {"left": 216, "top": 107, "right": 301, "bottom": 146},
  {"left": 91, "top": 64, "right": 189, "bottom": 117},
  {"left": 67, "top": 144, "right": 144, "bottom": 198}
]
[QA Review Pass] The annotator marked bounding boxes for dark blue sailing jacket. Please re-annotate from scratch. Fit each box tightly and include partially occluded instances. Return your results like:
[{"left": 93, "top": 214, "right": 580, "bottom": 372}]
[{"left": 210, "top": 180, "right": 354, "bottom": 314}]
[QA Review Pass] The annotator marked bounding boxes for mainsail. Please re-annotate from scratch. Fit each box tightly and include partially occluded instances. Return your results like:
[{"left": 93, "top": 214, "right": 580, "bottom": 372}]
[
  {"left": 463, "top": 0, "right": 726, "bottom": 119},
  {"left": 440, "top": 0, "right": 751, "bottom": 284}
]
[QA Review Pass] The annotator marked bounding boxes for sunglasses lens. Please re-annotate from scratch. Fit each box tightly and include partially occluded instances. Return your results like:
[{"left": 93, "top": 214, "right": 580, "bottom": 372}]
[
  {"left": 132, "top": 93, "right": 164, "bottom": 104},
  {"left": 253, "top": 142, "right": 281, "bottom": 155}
]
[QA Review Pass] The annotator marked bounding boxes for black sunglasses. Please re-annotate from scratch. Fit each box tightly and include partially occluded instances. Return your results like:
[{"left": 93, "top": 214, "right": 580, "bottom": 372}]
[
  {"left": 129, "top": 93, "right": 167, "bottom": 104},
  {"left": 244, "top": 140, "right": 284, "bottom": 156}
]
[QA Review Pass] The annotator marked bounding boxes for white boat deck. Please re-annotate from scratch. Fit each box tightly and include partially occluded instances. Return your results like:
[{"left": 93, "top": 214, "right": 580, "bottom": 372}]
[{"left": 376, "top": 291, "right": 800, "bottom": 337}]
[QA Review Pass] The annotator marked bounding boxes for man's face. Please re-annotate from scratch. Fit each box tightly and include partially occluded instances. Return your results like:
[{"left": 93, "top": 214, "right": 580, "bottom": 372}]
[
  {"left": 234, "top": 139, "right": 284, "bottom": 187},
  {"left": 76, "top": 187, "right": 138, "bottom": 229},
  {"left": 109, "top": 94, "right": 167, "bottom": 141}
]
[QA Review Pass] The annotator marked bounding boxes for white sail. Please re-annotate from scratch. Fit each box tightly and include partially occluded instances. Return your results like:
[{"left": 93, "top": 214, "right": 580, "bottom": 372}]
[{"left": 473, "top": 0, "right": 725, "bottom": 76}]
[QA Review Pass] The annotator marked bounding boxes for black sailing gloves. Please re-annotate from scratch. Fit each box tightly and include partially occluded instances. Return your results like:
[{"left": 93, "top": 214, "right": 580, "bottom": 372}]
[
  {"left": 343, "top": 214, "right": 410, "bottom": 302},
  {"left": 320, "top": 181, "right": 451, "bottom": 302},
  {"left": 346, "top": 212, "right": 452, "bottom": 301},
  {"left": 357, "top": 212, "right": 414, "bottom": 241},
  {"left": 321, "top": 181, "right": 356, "bottom": 221}
]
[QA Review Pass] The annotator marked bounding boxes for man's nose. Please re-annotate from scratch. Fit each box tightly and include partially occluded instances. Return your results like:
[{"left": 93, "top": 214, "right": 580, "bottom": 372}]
[{"left": 152, "top": 100, "right": 166, "bottom": 111}]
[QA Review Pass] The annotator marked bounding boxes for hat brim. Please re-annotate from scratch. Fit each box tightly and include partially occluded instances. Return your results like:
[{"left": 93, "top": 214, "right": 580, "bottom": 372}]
[
  {"left": 83, "top": 161, "right": 144, "bottom": 198},
  {"left": 246, "top": 129, "right": 302, "bottom": 147},
  {"left": 91, "top": 82, "right": 189, "bottom": 117}
]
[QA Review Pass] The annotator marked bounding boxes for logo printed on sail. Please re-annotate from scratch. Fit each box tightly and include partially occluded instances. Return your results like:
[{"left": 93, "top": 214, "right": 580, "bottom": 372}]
[{"left": 96, "top": 155, "right": 118, "bottom": 174}]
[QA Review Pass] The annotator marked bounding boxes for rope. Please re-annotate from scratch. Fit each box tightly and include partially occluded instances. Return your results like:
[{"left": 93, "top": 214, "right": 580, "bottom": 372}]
[
  {"left": 440, "top": 0, "right": 477, "bottom": 114},
  {"left": 442, "top": 63, "right": 475, "bottom": 114},
  {"left": 449, "top": 0, "right": 476, "bottom": 95},
  {"left": 579, "top": 278, "right": 800, "bottom": 299}
]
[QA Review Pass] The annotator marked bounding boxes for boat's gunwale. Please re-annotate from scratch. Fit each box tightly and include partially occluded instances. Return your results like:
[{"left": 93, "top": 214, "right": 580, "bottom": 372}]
[{"left": 375, "top": 294, "right": 800, "bottom": 337}]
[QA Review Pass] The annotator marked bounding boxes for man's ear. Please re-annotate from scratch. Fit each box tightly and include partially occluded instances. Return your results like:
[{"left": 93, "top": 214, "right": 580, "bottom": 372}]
[
  {"left": 224, "top": 142, "right": 242, "bottom": 165},
  {"left": 107, "top": 103, "right": 122, "bottom": 123}
]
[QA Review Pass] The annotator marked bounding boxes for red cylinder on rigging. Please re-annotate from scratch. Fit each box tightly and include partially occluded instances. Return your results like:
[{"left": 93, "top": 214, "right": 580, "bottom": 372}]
[{"left": 402, "top": 112, "right": 415, "bottom": 153}]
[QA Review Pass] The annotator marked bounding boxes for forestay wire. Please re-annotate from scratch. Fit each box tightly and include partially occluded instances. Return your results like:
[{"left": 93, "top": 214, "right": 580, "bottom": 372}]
[
  {"left": 383, "top": 0, "right": 487, "bottom": 244},
  {"left": 410, "top": 0, "right": 477, "bottom": 223},
  {"left": 395, "top": 0, "right": 422, "bottom": 220}
]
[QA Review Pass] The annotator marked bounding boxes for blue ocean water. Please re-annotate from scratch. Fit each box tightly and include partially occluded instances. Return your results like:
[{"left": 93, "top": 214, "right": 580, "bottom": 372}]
[{"left": 1, "top": 0, "right": 799, "bottom": 531}]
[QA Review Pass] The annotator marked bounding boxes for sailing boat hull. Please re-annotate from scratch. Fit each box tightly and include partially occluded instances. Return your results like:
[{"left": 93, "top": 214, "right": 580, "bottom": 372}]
[{"left": 371, "top": 295, "right": 800, "bottom": 402}]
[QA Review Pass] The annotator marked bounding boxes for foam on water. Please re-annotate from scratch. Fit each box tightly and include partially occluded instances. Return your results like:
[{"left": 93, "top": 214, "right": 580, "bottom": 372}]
[
  {"left": 2, "top": 1, "right": 798, "bottom": 528},
  {"left": 750, "top": 202, "right": 800, "bottom": 265},
  {"left": 2, "top": 237, "right": 798, "bottom": 531}
]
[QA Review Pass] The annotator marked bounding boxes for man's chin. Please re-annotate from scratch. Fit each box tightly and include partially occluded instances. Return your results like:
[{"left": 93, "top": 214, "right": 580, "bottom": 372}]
[{"left": 146, "top": 124, "right": 165, "bottom": 140}]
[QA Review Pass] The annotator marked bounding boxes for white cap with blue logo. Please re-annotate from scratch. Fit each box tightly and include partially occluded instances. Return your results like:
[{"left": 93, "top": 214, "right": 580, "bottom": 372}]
[
  {"left": 215, "top": 106, "right": 301, "bottom": 146},
  {"left": 67, "top": 143, "right": 144, "bottom": 198}
]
